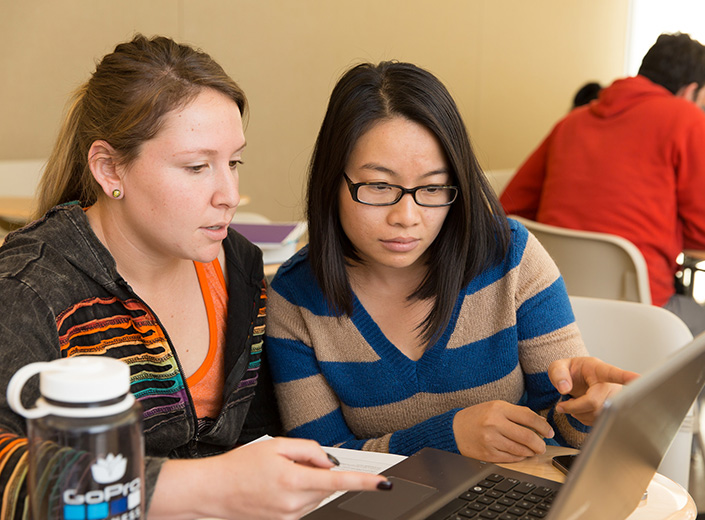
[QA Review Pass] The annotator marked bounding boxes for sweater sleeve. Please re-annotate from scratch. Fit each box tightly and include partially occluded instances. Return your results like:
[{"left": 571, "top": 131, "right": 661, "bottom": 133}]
[
  {"left": 0, "top": 277, "right": 60, "bottom": 518},
  {"left": 511, "top": 228, "right": 590, "bottom": 448},
  {"left": 675, "top": 114, "right": 705, "bottom": 252},
  {"left": 500, "top": 132, "right": 552, "bottom": 220},
  {"left": 0, "top": 278, "right": 168, "bottom": 517}
]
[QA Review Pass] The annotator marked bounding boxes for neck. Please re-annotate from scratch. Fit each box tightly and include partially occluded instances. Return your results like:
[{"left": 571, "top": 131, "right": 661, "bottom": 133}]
[
  {"left": 347, "top": 260, "right": 428, "bottom": 300},
  {"left": 86, "top": 201, "right": 192, "bottom": 292}
]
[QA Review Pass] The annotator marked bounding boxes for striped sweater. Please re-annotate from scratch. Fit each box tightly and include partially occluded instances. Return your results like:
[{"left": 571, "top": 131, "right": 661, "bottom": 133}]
[
  {"left": 0, "top": 204, "right": 278, "bottom": 519},
  {"left": 266, "top": 219, "right": 589, "bottom": 455}
]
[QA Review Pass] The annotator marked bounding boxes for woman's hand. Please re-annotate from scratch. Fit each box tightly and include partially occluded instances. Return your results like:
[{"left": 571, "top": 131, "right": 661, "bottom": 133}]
[
  {"left": 453, "top": 400, "right": 555, "bottom": 463},
  {"left": 149, "top": 437, "right": 391, "bottom": 520},
  {"left": 549, "top": 356, "right": 639, "bottom": 425}
]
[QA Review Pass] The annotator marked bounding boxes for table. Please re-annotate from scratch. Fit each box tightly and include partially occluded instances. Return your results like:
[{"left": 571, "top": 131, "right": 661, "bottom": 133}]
[
  {"left": 0, "top": 196, "right": 34, "bottom": 231},
  {"left": 198, "top": 445, "right": 696, "bottom": 520},
  {"left": 498, "top": 446, "right": 697, "bottom": 520}
]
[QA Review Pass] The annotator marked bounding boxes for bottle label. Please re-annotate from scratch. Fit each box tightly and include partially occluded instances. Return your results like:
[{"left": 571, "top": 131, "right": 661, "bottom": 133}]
[{"left": 60, "top": 452, "right": 142, "bottom": 520}]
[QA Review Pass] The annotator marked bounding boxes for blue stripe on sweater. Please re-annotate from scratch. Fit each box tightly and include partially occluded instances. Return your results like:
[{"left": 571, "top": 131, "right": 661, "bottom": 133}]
[{"left": 517, "top": 277, "right": 575, "bottom": 341}]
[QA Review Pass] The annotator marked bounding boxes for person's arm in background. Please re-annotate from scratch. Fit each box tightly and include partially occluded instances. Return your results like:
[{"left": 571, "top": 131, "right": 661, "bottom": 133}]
[
  {"left": 676, "top": 115, "right": 705, "bottom": 256},
  {"left": 499, "top": 134, "right": 552, "bottom": 220}
]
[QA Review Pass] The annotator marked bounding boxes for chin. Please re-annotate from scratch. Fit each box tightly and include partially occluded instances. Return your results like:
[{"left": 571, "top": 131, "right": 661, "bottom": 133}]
[{"left": 187, "top": 244, "right": 221, "bottom": 264}]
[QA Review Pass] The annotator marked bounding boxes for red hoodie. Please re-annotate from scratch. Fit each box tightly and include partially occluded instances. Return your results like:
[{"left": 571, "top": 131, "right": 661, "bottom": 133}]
[{"left": 500, "top": 75, "right": 705, "bottom": 306}]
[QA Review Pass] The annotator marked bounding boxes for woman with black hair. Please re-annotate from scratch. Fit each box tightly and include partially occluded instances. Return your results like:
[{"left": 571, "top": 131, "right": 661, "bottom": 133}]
[{"left": 266, "top": 61, "right": 636, "bottom": 464}]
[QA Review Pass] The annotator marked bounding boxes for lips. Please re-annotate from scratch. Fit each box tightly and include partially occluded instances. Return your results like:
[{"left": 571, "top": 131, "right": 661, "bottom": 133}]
[
  {"left": 380, "top": 237, "right": 420, "bottom": 252},
  {"left": 201, "top": 223, "right": 229, "bottom": 240}
]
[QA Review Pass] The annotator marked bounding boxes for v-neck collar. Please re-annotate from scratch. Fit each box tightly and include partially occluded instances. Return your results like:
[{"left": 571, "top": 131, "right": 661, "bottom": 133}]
[{"left": 349, "top": 290, "right": 462, "bottom": 378}]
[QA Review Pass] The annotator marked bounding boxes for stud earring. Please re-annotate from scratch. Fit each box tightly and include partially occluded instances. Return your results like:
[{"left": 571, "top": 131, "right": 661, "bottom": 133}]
[{"left": 112, "top": 189, "right": 121, "bottom": 199}]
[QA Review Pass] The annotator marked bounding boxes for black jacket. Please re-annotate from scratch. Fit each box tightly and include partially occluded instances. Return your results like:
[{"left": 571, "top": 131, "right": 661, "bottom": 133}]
[{"left": 0, "top": 203, "right": 281, "bottom": 517}]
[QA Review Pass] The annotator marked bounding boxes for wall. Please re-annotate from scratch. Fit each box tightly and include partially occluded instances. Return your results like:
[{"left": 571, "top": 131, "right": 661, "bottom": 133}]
[{"left": 0, "top": 0, "right": 630, "bottom": 221}]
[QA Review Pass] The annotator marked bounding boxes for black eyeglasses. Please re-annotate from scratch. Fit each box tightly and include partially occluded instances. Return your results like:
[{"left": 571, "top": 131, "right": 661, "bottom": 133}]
[{"left": 343, "top": 173, "right": 458, "bottom": 207}]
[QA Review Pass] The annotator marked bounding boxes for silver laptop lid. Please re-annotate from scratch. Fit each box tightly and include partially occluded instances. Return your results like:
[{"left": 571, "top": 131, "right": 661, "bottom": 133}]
[{"left": 548, "top": 331, "right": 705, "bottom": 519}]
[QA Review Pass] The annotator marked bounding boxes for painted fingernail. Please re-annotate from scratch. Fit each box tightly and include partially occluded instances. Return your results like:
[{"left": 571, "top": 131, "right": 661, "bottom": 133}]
[
  {"left": 377, "top": 480, "right": 393, "bottom": 491},
  {"left": 326, "top": 453, "right": 340, "bottom": 466}
]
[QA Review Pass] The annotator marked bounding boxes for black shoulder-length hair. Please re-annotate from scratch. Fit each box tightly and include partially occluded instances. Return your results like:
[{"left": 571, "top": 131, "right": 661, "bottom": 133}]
[{"left": 307, "top": 61, "right": 510, "bottom": 342}]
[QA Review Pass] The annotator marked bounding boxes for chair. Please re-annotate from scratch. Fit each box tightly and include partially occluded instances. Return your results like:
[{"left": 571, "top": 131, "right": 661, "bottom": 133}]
[
  {"left": 510, "top": 215, "right": 651, "bottom": 304},
  {"left": 484, "top": 168, "right": 515, "bottom": 196},
  {"left": 569, "top": 295, "right": 694, "bottom": 490}
]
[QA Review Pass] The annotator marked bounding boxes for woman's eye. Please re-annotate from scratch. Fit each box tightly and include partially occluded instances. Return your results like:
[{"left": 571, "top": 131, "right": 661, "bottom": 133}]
[
  {"left": 188, "top": 164, "right": 207, "bottom": 173},
  {"left": 371, "top": 184, "right": 392, "bottom": 192},
  {"left": 229, "top": 160, "right": 243, "bottom": 170}
]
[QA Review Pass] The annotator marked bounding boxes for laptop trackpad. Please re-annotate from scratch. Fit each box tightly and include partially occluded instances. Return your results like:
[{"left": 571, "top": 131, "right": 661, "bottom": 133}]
[{"left": 338, "top": 477, "right": 437, "bottom": 519}]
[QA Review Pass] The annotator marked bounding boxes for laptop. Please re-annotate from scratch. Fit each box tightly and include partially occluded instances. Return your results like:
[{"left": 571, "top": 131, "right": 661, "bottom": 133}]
[{"left": 306, "top": 331, "right": 705, "bottom": 520}]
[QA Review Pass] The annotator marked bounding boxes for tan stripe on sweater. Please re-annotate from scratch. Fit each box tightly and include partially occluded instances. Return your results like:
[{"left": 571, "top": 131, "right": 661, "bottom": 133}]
[
  {"left": 342, "top": 367, "right": 525, "bottom": 438},
  {"left": 267, "top": 289, "right": 380, "bottom": 363}
]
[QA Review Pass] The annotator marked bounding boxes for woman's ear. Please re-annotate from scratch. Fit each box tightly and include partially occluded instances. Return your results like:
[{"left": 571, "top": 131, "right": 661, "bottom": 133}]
[{"left": 87, "top": 140, "right": 123, "bottom": 199}]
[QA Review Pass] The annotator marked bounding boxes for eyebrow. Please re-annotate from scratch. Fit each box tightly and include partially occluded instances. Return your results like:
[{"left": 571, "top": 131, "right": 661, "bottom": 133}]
[
  {"left": 174, "top": 143, "right": 247, "bottom": 157},
  {"left": 359, "top": 163, "right": 450, "bottom": 178}
]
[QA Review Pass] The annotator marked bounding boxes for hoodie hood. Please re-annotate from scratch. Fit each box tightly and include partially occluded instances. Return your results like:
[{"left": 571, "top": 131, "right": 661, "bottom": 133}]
[{"left": 589, "top": 75, "right": 673, "bottom": 119}]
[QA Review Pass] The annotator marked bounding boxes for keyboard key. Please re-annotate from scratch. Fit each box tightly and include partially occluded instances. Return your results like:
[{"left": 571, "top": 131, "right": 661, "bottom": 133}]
[
  {"left": 532, "top": 487, "right": 553, "bottom": 497},
  {"left": 485, "top": 474, "right": 505, "bottom": 483},
  {"left": 494, "top": 478, "right": 520, "bottom": 493},
  {"left": 512, "top": 482, "right": 537, "bottom": 495}
]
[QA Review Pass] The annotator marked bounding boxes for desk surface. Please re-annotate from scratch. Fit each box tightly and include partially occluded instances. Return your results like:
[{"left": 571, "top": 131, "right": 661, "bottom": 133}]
[
  {"left": 0, "top": 196, "right": 34, "bottom": 221},
  {"left": 199, "top": 446, "right": 696, "bottom": 520},
  {"left": 499, "top": 446, "right": 697, "bottom": 520}
]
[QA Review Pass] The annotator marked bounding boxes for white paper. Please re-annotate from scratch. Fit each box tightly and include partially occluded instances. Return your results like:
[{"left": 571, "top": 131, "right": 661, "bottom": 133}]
[
  {"left": 317, "top": 447, "right": 406, "bottom": 508},
  {"left": 244, "top": 435, "right": 406, "bottom": 509}
]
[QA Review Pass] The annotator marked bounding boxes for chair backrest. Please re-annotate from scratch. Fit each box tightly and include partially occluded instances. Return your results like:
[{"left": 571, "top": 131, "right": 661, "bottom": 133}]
[
  {"left": 484, "top": 168, "right": 515, "bottom": 196},
  {"left": 510, "top": 215, "right": 652, "bottom": 304},
  {"left": 569, "top": 295, "right": 694, "bottom": 489}
]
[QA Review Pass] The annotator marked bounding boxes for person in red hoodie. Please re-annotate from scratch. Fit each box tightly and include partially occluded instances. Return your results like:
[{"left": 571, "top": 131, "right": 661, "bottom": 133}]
[{"left": 500, "top": 32, "right": 705, "bottom": 335}]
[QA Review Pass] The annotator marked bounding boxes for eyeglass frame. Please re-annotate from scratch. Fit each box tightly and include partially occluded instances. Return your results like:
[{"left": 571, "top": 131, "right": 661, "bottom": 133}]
[{"left": 343, "top": 172, "right": 458, "bottom": 207}]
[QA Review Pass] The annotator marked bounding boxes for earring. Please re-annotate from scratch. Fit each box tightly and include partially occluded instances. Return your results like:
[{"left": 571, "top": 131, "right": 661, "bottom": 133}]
[{"left": 112, "top": 189, "right": 121, "bottom": 199}]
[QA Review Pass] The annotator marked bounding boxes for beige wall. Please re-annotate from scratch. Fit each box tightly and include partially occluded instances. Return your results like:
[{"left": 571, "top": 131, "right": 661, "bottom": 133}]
[{"left": 0, "top": 0, "right": 629, "bottom": 221}]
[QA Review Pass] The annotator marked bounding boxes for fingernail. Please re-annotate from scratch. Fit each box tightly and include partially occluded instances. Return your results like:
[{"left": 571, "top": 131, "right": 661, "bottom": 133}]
[
  {"left": 377, "top": 480, "right": 393, "bottom": 491},
  {"left": 547, "top": 428, "right": 555, "bottom": 438},
  {"left": 326, "top": 453, "right": 340, "bottom": 466}
]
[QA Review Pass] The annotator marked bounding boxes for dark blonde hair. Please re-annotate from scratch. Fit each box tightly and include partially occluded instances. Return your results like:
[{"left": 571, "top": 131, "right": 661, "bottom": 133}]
[{"left": 35, "top": 34, "right": 246, "bottom": 218}]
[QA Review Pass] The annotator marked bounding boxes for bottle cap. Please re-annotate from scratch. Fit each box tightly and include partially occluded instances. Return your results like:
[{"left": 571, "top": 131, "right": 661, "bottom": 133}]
[
  {"left": 7, "top": 357, "right": 135, "bottom": 419},
  {"left": 40, "top": 357, "right": 130, "bottom": 404}
]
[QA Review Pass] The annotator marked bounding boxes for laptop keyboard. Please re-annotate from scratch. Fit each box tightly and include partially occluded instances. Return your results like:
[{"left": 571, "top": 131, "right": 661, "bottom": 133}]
[{"left": 426, "top": 472, "right": 559, "bottom": 520}]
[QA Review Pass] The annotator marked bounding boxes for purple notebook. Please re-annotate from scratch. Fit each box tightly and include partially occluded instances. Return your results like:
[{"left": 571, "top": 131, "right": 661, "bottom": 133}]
[{"left": 230, "top": 221, "right": 306, "bottom": 248}]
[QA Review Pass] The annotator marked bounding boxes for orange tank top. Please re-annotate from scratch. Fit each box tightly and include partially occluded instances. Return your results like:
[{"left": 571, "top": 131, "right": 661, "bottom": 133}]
[{"left": 187, "top": 258, "right": 227, "bottom": 419}]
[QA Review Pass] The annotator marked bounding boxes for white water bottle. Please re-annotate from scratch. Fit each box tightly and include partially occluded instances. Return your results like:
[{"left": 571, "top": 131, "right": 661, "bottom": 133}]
[{"left": 7, "top": 357, "right": 145, "bottom": 520}]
